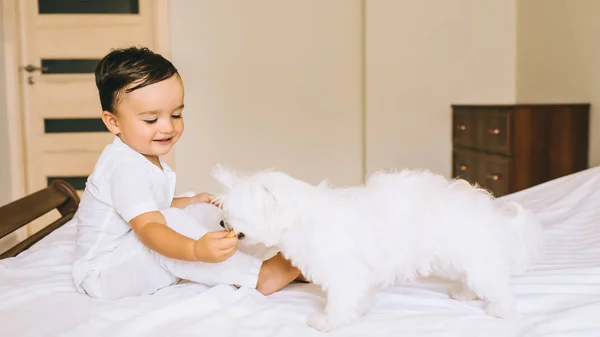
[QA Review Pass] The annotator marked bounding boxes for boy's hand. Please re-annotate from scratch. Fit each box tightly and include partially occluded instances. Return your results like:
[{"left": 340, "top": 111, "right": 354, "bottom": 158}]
[
  {"left": 192, "top": 192, "right": 223, "bottom": 208},
  {"left": 171, "top": 192, "right": 217, "bottom": 209},
  {"left": 190, "top": 192, "right": 215, "bottom": 205},
  {"left": 193, "top": 230, "right": 238, "bottom": 263}
]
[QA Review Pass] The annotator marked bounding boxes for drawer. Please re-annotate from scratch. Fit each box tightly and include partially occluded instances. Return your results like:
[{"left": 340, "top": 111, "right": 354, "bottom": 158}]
[
  {"left": 452, "top": 109, "right": 478, "bottom": 148},
  {"left": 480, "top": 109, "right": 512, "bottom": 155},
  {"left": 452, "top": 149, "right": 513, "bottom": 197},
  {"left": 452, "top": 149, "right": 479, "bottom": 184},
  {"left": 452, "top": 107, "right": 512, "bottom": 155},
  {"left": 477, "top": 154, "right": 512, "bottom": 197}
]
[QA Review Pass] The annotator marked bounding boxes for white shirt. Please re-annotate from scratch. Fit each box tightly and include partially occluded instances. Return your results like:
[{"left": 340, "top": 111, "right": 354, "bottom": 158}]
[{"left": 72, "top": 136, "right": 176, "bottom": 292}]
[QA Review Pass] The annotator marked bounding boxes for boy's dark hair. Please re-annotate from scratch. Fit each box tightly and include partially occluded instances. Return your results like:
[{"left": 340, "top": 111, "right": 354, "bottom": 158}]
[{"left": 95, "top": 46, "right": 178, "bottom": 113}]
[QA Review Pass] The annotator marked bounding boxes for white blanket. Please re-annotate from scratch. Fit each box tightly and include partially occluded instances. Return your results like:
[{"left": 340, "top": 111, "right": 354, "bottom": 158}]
[{"left": 2, "top": 167, "right": 600, "bottom": 336}]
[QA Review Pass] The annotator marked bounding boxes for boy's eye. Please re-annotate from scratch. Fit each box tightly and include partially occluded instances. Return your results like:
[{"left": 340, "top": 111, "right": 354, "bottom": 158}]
[
  {"left": 143, "top": 119, "right": 158, "bottom": 124},
  {"left": 172, "top": 114, "right": 182, "bottom": 119}
]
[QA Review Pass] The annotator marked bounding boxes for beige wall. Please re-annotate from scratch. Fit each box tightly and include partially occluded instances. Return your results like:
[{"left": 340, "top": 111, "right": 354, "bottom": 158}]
[
  {"left": 366, "top": 0, "right": 517, "bottom": 176},
  {"left": 7, "top": 0, "right": 593, "bottom": 202},
  {"left": 170, "top": 0, "right": 518, "bottom": 194},
  {"left": 517, "top": 0, "right": 598, "bottom": 167},
  {"left": 170, "top": 0, "right": 364, "bottom": 193}
]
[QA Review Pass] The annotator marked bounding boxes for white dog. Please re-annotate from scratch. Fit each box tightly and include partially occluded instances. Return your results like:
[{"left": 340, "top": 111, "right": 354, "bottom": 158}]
[{"left": 211, "top": 165, "right": 543, "bottom": 332}]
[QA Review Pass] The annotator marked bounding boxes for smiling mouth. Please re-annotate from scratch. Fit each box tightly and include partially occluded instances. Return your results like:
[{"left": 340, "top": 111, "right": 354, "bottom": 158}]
[{"left": 153, "top": 137, "right": 173, "bottom": 143}]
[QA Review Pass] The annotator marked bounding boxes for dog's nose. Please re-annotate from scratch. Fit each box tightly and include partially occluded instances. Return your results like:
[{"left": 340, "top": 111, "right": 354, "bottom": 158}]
[
  {"left": 220, "top": 220, "right": 225, "bottom": 228},
  {"left": 237, "top": 232, "right": 245, "bottom": 240}
]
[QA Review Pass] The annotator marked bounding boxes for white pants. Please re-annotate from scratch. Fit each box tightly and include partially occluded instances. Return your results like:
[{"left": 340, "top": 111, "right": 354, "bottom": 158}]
[{"left": 79, "top": 203, "right": 265, "bottom": 300}]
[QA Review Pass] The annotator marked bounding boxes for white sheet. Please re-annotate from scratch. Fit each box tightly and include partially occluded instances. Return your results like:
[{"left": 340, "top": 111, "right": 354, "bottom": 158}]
[{"left": 2, "top": 167, "right": 600, "bottom": 337}]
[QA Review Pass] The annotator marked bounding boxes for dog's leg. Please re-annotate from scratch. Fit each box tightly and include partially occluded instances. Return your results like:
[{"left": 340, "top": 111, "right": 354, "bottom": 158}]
[
  {"left": 467, "top": 270, "right": 515, "bottom": 318},
  {"left": 307, "top": 281, "right": 374, "bottom": 332},
  {"left": 449, "top": 282, "right": 479, "bottom": 301}
]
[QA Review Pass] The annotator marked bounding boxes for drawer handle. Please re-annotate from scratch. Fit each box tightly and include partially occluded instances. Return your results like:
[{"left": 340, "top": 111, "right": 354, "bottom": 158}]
[
  {"left": 488, "top": 128, "right": 500, "bottom": 135},
  {"left": 486, "top": 174, "right": 500, "bottom": 181},
  {"left": 457, "top": 124, "right": 467, "bottom": 131},
  {"left": 459, "top": 165, "right": 468, "bottom": 171}
]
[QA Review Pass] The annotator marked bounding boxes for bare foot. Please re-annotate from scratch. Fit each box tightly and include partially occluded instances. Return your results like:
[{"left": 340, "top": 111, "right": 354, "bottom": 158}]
[
  {"left": 295, "top": 272, "right": 309, "bottom": 283},
  {"left": 255, "top": 253, "right": 300, "bottom": 295}
]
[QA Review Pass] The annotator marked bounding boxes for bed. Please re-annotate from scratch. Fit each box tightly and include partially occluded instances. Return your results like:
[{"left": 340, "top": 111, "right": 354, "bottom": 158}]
[{"left": 1, "top": 168, "right": 600, "bottom": 337}]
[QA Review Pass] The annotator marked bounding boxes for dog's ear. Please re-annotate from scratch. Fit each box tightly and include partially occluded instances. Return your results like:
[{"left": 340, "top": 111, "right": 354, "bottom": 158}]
[
  {"left": 259, "top": 184, "right": 278, "bottom": 214},
  {"left": 212, "top": 164, "right": 239, "bottom": 189},
  {"left": 259, "top": 183, "right": 299, "bottom": 231}
]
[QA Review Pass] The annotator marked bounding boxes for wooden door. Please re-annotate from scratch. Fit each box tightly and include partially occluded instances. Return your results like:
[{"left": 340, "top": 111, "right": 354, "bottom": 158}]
[{"left": 15, "top": 0, "right": 169, "bottom": 234}]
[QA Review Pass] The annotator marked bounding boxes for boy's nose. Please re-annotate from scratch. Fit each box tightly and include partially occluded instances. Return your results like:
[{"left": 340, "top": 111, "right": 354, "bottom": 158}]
[{"left": 160, "top": 119, "right": 175, "bottom": 134}]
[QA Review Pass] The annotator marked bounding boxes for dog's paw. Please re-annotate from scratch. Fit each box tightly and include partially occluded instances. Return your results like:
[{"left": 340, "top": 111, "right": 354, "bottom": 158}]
[
  {"left": 484, "top": 301, "right": 515, "bottom": 319},
  {"left": 449, "top": 284, "right": 478, "bottom": 301},
  {"left": 307, "top": 312, "right": 337, "bottom": 333}
]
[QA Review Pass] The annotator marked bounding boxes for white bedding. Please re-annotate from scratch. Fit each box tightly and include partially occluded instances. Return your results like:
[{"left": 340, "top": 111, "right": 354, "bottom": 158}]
[{"left": 2, "top": 167, "right": 600, "bottom": 337}]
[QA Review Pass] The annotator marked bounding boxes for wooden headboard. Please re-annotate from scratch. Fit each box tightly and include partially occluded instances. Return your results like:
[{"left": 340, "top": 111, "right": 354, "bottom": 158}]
[{"left": 0, "top": 180, "right": 80, "bottom": 259}]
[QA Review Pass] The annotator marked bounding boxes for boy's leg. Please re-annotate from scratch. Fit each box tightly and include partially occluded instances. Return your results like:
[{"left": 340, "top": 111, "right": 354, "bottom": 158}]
[
  {"left": 160, "top": 205, "right": 300, "bottom": 295},
  {"left": 158, "top": 247, "right": 300, "bottom": 295},
  {"left": 157, "top": 242, "right": 263, "bottom": 289},
  {"left": 79, "top": 232, "right": 178, "bottom": 300},
  {"left": 81, "top": 204, "right": 301, "bottom": 299},
  {"left": 255, "top": 252, "right": 302, "bottom": 295}
]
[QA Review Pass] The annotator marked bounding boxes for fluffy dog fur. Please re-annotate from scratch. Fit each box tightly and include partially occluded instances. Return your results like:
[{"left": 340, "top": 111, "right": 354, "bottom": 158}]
[{"left": 211, "top": 165, "right": 543, "bottom": 332}]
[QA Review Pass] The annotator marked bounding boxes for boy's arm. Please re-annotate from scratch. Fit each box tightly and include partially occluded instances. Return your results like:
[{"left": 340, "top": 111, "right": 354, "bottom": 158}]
[
  {"left": 129, "top": 211, "right": 238, "bottom": 263},
  {"left": 130, "top": 211, "right": 197, "bottom": 261},
  {"left": 171, "top": 196, "right": 193, "bottom": 209},
  {"left": 171, "top": 192, "right": 215, "bottom": 209},
  {"left": 108, "top": 164, "right": 231, "bottom": 261}
]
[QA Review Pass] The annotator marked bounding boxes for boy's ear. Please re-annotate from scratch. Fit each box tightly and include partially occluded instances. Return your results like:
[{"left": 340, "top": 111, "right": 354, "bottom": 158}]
[{"left": 102, "top": 110, "right": 120, "bottom": 135}]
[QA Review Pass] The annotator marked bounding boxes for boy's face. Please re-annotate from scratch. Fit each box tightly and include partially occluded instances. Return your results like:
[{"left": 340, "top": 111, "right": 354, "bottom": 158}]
[{"left": 102, "top": 74, "right": 185, "bottom": 164}]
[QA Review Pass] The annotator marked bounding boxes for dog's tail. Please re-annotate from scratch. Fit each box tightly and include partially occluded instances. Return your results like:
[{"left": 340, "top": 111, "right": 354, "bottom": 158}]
[{"left": 501, "top": 201, "right": 544, "bottom": 273}]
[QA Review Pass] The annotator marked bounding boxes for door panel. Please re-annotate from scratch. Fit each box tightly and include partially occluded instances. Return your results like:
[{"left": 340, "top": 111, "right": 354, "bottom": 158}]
[
  {"left": 35, "top": 76, "right": 99, "bottom": 118},
  {"left": 42, "top": 153, "right": 100, "bottom": 177},
  {"left": 43, "top": 118, "right": 108, "bottom": 133},
  {"left": 37, "top": 0, "right": 140, "bottom": 15},
  {"left": 36, "top": 26, "right": 153, "bottom": 56},
  {"left": 42, "top": 133, "right": 115, "bottom": 152}
]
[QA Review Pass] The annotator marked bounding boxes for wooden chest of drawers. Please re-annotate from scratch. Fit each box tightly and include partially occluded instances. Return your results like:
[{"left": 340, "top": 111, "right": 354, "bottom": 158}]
[{"left": 451, "top": 104, "right": 590, "bottom": 197}]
